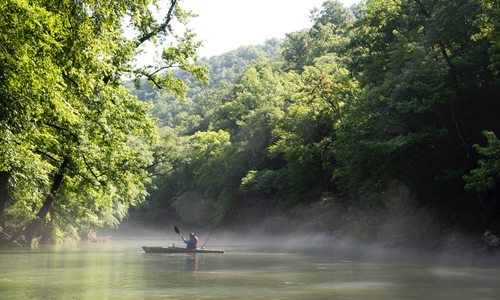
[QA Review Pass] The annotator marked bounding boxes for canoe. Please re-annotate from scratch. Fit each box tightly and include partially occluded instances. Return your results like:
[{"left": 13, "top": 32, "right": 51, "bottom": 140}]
[{"left": 142, "top": 246, "right": 224, "bottom": 254}]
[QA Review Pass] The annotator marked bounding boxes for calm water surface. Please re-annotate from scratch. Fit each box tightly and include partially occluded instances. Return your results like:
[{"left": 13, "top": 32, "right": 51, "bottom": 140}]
[{"left": 1, "top": 238, "right": 499, "bottom": 299}]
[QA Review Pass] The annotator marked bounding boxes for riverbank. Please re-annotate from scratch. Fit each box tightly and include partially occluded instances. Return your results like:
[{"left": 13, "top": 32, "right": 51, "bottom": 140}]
[
  {"left": 114, "top": 181, "right": 499, "bottom": 255},
  {"left": 222, "top": 194, "right": 498, "bottom": 256}
]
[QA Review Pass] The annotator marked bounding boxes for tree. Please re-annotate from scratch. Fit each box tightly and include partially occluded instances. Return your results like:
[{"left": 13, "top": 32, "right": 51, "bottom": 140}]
[
  {"left": 281, "top": 0, "right": 353, "bottom": 72},
  {"left": 310, "top": 0, "right": 354, "bottom": 29},
  {"left": 335, "top": 0, "right": 500, "bottom": 222},
  {"left": 0, "top": 0, "right": 206, "bottom": 246},
  {"left": 269, "top": 54, "right": 357, "bottom": 197},
  {"left": 126, "top": 0, "right": 500, "bottom": 235},
  {"left": 464, "top": 131, "right": 500, "bottom": 192},
  {"left": 128, "top": 45, "right": 283, "bottom": 227}
]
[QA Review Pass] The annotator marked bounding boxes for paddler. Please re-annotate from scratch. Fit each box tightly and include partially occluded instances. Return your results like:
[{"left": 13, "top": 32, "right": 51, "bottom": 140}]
[{"left": 183, "top": 232, "right": 199, "bottom": 249}]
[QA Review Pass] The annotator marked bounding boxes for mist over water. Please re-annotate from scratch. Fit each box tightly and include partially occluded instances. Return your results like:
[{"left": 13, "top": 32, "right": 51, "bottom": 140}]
[{"left": 2, "top": 229, "right": 499, "bottom": 299}]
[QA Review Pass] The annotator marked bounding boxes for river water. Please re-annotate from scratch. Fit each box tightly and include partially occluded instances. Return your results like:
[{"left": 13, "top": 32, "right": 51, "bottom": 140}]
[{"left": 1, "top": 238, "right": 499, "bottom": 299}]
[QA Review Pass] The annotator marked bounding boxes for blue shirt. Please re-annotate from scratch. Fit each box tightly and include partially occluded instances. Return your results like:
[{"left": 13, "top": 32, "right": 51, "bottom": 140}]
[{"left": 184, "top": 236, "right": 198, "bottom": 248}]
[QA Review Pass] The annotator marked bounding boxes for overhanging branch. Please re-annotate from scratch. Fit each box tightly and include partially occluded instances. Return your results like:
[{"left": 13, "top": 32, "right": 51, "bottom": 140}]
[{"left": 136, "top": 0, "right": 179, "bottom": 47}]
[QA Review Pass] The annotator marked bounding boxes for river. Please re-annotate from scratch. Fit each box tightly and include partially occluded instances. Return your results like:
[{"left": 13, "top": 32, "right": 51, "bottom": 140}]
[{"left": 1, "top": 237, "right": 499, "bottom": 299}]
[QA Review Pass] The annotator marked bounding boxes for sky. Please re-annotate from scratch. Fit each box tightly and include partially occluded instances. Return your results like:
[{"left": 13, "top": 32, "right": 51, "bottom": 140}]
[
  {"left": 181, "top": 0, "right": 359, "bottom": 58},
  {"left": 136, "top": 0, "right": 359, "bottom": 63}
]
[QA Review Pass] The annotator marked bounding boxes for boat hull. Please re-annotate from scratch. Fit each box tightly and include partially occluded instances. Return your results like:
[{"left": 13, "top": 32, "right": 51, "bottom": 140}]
[{"left": 142, "top": 246, "right": 224, "bottom": 254}]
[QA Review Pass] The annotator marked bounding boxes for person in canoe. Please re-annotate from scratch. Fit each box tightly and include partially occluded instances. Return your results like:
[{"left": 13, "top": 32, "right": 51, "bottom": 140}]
[{"left": 183, "top": 232, "right": 199, "bottom": 249}]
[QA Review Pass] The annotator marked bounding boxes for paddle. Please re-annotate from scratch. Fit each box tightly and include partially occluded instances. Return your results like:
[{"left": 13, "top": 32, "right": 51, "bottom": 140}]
[
  {"left": 201, "top": 227, "right": 216, "bottom": 249},
  {"left": 174, "top": 225, "right": 184, "bottom": 240},
  {"left": 201, "top": 235, "right": 210, "bottom": 249}
]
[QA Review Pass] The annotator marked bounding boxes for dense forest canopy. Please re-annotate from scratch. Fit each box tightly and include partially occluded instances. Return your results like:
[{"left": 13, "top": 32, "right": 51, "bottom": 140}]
[
  {"left": 130, "top": 0, "right": 500, "bottom": 238},
  {"left": 1, "top": 0, "right": 499, "bottom": 247}
]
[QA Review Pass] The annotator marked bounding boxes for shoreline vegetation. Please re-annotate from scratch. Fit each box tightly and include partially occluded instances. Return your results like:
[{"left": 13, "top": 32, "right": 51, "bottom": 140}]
[
  {"left": 1, "top": 0, "right": 499, "bottom": 252},
  {"left": 119, "top": 185, "right": 500, "bottom": 256}
]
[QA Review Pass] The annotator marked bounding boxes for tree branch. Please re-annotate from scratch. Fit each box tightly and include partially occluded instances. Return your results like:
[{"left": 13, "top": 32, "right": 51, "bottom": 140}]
[
  {"left": 136, "top": 0, "right": 179, "bottom": 47},
  {"left": 82, "top": 153, "right": 101, "bottom": 181},
  {"left": 34, "top": 149, "right": 59, "bottom": 164}
]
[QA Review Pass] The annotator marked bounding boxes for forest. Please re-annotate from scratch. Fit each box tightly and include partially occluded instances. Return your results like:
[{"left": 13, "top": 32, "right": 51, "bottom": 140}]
[{"left": 1, "top": 0, "right": 499, "bottom": 249}]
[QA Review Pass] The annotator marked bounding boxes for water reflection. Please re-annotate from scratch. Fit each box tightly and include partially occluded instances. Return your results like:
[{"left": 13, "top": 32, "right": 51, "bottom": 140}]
[{"left": 1, "top": 240, "right": 500, "bottom": 299}]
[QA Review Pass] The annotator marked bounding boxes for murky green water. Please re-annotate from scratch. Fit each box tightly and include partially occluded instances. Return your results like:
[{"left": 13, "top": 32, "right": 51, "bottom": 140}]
[{"left": 1, "top": 239, "right": 499, "bottom": 299}]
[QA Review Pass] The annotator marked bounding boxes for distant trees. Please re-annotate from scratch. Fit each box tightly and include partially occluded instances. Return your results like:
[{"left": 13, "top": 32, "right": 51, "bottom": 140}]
[
  {"left": 0, "top": 0, "right": 206, "bottom": 246},
  {"left": 132, "top": 0, "right": 500, "bottom": 233}
]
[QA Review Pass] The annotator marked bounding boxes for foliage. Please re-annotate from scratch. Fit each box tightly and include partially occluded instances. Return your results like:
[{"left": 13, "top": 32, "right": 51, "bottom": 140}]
[
  {"left": 0, "top": 0, "right": 206, "bottom": 245},
  {"left": 334, "top": 0, "right": 498, "bottom": 202},
  {"left": 132, "top": 0, "right": 499, "bottom": 232},
  {"left": 464, "top": 131, "right": 500, "bottom": 192},
  {"left": 240, "top": 169, "right": 286, "bottom": 195}
]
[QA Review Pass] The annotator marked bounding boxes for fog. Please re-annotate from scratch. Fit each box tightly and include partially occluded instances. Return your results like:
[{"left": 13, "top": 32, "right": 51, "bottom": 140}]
[
  {"left": 105, "top": 222, "right": 500, "bottom": 270},
  {"left": 4, "top": 223, "right": 498, "bottom": 299}
]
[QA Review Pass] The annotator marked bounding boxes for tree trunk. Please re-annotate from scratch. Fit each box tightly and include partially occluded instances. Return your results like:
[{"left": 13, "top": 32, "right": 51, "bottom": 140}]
[
  {"left": 19, "top": 157, "right": 69, "bottom": 247},
  {"left": 0, "top": 171, "right": 10, "bottom": 227}
]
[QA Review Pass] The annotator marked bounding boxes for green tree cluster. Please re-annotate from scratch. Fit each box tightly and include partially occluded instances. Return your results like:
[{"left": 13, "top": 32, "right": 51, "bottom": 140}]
[
  {"left": 0, "top": 0, "right": 206, "bottom": 246},
  {"left": 135, "top": 0, "right": 499, "bottom": 233}
]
